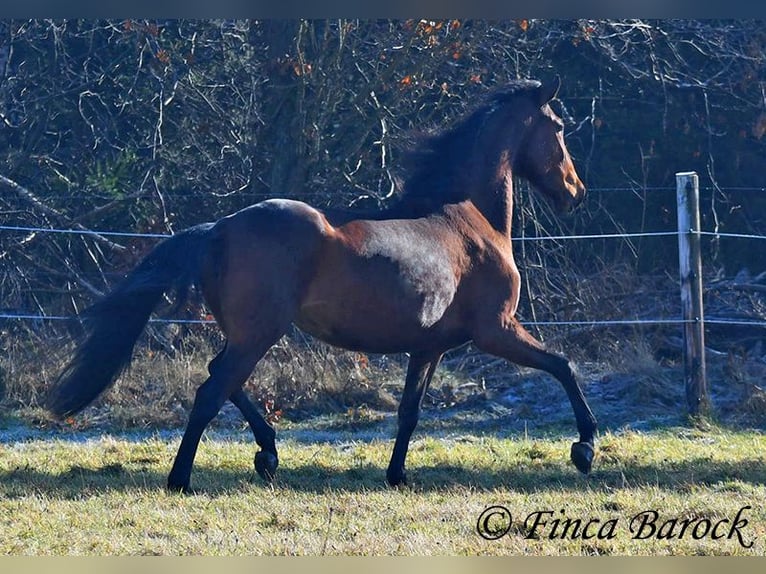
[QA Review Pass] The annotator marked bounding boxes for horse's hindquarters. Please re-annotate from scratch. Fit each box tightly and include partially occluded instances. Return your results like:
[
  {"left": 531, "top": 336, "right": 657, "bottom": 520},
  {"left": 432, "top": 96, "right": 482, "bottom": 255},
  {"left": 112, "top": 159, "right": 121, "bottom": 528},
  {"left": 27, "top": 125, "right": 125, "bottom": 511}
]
[{"left": 200, "top": 199, "right": 330, "bottom": 341}]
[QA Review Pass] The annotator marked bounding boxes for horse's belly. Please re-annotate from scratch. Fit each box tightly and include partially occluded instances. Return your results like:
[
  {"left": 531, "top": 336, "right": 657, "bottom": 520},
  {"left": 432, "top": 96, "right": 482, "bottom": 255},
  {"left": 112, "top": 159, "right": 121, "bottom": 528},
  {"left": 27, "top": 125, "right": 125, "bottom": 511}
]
[
  {"left": 296, "top": 278, "right": 459, "bottom": 354},
  {"left": 295, "top": 299, "right": 437, "bottom": 353}
]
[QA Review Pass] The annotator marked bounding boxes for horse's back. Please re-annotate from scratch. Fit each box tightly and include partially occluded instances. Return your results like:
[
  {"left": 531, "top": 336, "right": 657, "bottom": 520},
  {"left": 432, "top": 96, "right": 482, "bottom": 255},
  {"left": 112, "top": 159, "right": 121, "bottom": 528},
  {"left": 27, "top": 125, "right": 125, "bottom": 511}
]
[{"left": 218, "top": 198, "right": 331, "bottom": 240}]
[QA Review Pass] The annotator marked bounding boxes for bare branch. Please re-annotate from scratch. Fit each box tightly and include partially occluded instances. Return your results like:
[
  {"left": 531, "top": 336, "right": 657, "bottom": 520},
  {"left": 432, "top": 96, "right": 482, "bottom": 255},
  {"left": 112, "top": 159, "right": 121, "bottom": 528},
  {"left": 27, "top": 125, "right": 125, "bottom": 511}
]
[{"left": 0, "top": 173, "right": 126, "bottom": 253}]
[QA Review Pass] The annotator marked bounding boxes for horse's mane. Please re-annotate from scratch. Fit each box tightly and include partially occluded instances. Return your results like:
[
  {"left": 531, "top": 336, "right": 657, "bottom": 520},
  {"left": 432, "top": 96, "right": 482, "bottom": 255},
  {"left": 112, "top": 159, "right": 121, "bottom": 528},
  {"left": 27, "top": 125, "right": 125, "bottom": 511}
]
[
  {"left": 322, "top": 79, "right": 541, "bottom": 224},
  {"left": 389, "top": 79, "right": 542, "bottom": 218}
]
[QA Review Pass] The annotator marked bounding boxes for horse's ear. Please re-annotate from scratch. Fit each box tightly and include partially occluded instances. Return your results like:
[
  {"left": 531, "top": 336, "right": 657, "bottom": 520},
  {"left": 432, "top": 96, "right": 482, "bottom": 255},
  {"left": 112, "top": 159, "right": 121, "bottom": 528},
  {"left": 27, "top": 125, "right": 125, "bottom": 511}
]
[{"left": 538, "top": 75, "right": 561, "bottom": 106}]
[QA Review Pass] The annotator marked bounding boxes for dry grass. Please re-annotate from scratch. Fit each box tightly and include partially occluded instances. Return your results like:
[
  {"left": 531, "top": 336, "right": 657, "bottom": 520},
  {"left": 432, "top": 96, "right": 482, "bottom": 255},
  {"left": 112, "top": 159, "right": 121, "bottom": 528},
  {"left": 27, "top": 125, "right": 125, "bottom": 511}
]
[
  {"left": 2, "top": 314, "right": 766, "bottom": 435},
  {"left": 2, "top": 310, "right": 766, "bottom": 556},
  {"left": 0, "top": 324, "right": 407, "bottom": 430}
]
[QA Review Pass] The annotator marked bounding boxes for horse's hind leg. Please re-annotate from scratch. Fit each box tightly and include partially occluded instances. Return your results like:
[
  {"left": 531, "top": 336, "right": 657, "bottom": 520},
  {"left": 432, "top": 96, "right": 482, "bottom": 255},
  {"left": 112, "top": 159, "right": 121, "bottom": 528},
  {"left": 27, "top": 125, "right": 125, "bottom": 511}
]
[
  {"left": 229, "top": 388, "right": 278, "bottom": 481},
  {"left": 167, "top": 336, "right": 281, "bottom": 492},
  {"left": 472, "top": 317, "right": 597, "bottom": 474},
  {"left": 210, "top": 343, "right": 279, "bottom": 480}
]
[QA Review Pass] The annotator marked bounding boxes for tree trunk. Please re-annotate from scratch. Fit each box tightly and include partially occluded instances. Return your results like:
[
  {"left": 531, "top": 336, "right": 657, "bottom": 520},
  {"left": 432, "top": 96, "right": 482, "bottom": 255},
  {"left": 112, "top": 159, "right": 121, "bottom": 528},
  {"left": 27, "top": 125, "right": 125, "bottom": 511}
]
[{"left": 261, "top": 20, "right": 310, "bottom": 198}]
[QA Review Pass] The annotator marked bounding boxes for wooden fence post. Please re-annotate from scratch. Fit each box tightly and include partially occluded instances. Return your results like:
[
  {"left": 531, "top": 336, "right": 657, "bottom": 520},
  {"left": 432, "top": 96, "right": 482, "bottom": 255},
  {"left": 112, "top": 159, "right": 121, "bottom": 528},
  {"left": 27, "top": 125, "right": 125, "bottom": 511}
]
[{"left": 676, "top": 171, "right": 709, "bottom": 417}]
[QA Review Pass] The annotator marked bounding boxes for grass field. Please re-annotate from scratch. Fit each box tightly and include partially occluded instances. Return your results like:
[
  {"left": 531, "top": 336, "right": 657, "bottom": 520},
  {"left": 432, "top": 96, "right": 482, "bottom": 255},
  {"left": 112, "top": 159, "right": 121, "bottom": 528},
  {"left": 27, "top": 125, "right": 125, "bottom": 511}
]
[
  {"left": 1, "top": 421, "right": 764, "bottom": 555},
  {"left": 2, "top": 327, "right": 765, "bottom": 556}
]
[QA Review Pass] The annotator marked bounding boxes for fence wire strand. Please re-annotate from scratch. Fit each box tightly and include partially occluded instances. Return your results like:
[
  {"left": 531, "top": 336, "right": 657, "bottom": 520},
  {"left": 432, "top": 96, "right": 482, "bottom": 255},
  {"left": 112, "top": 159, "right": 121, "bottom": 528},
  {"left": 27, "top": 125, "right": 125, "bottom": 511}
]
[{"left": 3, "top": 213, "right": 766, "bottom": 330}]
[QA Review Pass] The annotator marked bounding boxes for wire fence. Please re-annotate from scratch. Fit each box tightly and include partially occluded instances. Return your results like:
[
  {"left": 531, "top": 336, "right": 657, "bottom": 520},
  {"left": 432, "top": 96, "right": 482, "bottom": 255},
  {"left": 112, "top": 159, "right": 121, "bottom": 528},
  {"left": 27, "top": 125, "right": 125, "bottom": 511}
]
[{"left": 2, "top": 186, "right": 766, "bottom": 331}]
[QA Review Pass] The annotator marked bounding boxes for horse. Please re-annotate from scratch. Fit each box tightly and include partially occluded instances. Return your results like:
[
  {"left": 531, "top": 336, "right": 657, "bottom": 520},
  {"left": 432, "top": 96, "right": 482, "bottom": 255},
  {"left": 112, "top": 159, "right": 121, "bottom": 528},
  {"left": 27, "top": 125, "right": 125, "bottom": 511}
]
[{"left": 46, "top": 77, "right": 597, "bottom": 493}]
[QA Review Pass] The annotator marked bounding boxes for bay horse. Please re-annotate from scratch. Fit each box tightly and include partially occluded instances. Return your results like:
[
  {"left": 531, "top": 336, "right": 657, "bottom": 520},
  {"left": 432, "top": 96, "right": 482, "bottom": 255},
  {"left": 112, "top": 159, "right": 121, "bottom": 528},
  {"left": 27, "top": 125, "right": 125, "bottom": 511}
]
[{"left": 47, "top": 77, "right": 597, "bottom": 492}]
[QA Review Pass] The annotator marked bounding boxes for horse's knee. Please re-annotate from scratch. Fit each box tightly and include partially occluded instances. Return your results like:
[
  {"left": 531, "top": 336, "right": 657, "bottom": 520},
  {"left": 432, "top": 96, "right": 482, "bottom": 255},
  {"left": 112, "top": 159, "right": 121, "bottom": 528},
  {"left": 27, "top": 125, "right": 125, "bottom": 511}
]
[
  {"left": 207, "top": 351, "right": 225, "bottom": 376},
  {"left": 397, "top": 402, "right": 420, "bottom": 434},
  {"left": 548, "top": 355, "right": 579, "bottom": 385}
]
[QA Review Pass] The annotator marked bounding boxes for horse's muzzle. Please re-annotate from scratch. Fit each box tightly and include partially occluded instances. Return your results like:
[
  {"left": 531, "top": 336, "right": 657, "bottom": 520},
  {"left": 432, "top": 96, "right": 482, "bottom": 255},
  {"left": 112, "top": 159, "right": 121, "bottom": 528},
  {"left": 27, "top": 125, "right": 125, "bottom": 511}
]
[
  {"left": 572, "top": 182, "right": 586, "bottom": 210},
  {"left": 556, "top": 182, "right": 585, "bottom": 215}
]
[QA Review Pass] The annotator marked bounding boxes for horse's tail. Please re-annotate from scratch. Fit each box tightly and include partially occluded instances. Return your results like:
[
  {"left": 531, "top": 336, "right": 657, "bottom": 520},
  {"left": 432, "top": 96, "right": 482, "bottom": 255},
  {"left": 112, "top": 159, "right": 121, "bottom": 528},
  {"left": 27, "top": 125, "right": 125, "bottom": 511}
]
[{"left": 46, "top": 222, "right": 215, "bottom": 418}]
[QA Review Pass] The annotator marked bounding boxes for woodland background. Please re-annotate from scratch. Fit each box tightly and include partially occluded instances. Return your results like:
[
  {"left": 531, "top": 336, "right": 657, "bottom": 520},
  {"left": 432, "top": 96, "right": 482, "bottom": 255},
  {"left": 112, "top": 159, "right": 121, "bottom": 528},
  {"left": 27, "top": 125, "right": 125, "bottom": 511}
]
[{"left": 1, "top": 20, "right": 765, "bottom": 425}]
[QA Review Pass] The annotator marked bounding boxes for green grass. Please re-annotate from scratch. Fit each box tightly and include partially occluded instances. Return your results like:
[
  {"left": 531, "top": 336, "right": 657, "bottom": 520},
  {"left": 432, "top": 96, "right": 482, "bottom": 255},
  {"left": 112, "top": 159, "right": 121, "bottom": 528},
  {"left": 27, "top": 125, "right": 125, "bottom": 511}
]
[{"left": 1, "top": 427, "right": 764, "bottom": 555}]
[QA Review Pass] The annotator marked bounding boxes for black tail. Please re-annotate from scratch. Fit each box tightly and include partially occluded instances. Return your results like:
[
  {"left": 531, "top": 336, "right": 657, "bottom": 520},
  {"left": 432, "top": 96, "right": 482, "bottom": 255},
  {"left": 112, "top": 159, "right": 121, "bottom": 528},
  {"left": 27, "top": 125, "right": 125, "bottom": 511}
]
[{"left": 46, "top": 222, "right": 215, "bottom": 418}]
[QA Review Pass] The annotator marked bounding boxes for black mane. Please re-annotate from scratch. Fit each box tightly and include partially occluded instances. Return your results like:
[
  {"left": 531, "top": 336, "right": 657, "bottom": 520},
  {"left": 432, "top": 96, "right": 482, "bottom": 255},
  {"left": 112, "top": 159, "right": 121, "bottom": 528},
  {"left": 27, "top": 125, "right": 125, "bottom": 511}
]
[
  {"left": 391, "top": 79, "right": 541, "bottom": 218},
  {"left": 321, "top": 80, "right": 541, "bottom": 224}
]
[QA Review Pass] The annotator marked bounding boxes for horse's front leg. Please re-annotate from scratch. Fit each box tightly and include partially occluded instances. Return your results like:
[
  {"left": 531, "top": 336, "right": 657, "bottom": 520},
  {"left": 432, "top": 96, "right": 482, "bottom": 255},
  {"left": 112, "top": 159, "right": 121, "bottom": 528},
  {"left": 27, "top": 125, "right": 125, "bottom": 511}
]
[
  {"left": 386, "top": 351, "right": 444, "bottom": 486},
  {"left": 472, "top": 316, "right": 597, "bottom": 474}
]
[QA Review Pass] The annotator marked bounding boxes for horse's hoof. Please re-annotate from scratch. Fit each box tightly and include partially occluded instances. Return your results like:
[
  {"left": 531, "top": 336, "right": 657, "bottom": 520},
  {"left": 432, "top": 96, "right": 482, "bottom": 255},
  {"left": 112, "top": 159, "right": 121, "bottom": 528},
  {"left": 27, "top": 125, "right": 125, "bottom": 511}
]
[
  {"left": 167, "top": 479, "right": 192, "bottom": 494},
  {"left": 255, "top": 450, "right": 278, "bottom": 482},
  {"left": 570, "top": 441, "right": 595, "bottom": 475},
  {"left": 386, "top": 469, "right": 407, "bottom": 488}
]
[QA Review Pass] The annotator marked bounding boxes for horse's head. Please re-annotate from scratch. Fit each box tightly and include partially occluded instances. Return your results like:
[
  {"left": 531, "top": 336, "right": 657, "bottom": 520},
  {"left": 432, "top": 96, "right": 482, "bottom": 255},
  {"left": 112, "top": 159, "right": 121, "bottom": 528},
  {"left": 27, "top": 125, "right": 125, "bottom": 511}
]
[
  {"left": 510, "top": 77, "right": 586, "bottom": 214},
  {"left": 396, "top": 77, "right": 586, "bottom": 221}
]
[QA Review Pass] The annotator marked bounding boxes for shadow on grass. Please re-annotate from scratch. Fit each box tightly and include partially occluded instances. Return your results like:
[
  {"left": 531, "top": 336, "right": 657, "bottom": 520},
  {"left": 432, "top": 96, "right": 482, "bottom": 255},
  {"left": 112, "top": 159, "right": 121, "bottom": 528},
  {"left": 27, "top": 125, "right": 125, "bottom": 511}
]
[{"left": 2, "top": 453, "right": 764, "bottom": 499}]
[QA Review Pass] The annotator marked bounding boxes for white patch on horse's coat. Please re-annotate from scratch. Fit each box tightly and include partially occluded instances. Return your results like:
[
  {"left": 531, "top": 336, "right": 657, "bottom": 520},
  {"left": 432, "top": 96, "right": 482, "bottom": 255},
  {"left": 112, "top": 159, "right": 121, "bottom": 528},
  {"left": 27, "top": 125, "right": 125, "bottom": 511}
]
[{"left": 360, "top": 221, "right": 457, "bottom": 328}]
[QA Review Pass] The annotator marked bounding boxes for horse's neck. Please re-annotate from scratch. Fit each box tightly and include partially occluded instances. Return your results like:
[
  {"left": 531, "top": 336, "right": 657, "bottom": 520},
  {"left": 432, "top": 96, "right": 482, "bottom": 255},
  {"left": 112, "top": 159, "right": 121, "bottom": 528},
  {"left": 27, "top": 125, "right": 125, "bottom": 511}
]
[
  {"left": 468, "top": 163, "right": 515, "bottom": 237},
  {"left": 322, "top": 148, "right": 517, "bottom": 231}
]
